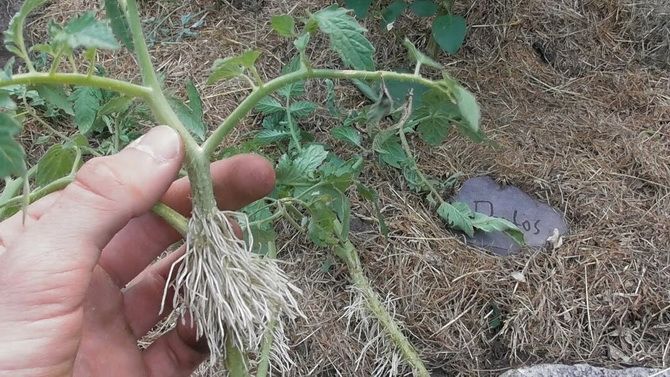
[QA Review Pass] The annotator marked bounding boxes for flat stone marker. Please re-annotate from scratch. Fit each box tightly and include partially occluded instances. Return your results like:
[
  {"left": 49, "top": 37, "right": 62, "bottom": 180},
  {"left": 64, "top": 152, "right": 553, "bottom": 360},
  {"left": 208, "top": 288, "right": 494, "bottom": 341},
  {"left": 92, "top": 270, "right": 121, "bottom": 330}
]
[{"left": 452, "top": 176, "right": 568, "bottom": 255}]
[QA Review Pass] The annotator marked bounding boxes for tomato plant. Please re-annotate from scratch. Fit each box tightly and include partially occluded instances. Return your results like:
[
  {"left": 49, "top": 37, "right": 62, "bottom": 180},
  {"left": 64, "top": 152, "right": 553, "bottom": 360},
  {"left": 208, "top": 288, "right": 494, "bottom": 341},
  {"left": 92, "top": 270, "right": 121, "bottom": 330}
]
[{"left": 0, "top": 1, "right": 522, "bottom": 375}]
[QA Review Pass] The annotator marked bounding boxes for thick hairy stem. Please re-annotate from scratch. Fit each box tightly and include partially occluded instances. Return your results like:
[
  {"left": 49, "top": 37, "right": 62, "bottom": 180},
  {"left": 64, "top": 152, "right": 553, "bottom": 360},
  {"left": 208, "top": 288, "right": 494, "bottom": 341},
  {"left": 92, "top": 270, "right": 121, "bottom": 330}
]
[
  {"left": 0, "top": 73, "right": 152, "bottom": 98},
  {"left": 203, "top": 69, "right": 446, "bottom": 156},
  {"left": 124, "top": 0, "right": 216, "bottom": 211},
  {"left": 335, "top": 241, "right": 430, "bottom": 377}
]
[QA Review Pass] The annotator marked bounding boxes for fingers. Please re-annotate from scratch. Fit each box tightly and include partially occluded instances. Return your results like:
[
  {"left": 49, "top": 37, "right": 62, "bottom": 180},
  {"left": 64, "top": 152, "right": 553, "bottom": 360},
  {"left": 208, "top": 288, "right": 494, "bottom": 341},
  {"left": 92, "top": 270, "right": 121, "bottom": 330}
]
[
  {"left": 0, "top": 126, "right": 183, "bottom": 308},
  {"left": 122, "top": 246, "right": 185, "bottom": 338},
  {"left": 143, "top": 319, "right": 208, "bottom": 377},
  {"left": 99, "top": 154, "right": 275, "bottom": 287}
]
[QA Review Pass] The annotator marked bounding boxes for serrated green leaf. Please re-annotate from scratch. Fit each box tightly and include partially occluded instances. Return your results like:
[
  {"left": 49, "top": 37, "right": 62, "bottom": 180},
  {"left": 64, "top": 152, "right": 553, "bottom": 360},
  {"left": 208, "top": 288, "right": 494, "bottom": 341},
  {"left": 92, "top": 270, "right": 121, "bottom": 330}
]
[
  {"left": 432, "top": 14, "right": 467, "bottom": 55},
  {"left": 313, "top": 5, "right": 375, "bottom": 71},
  {"left": 437, "top": 201, "right": 474, "bottom": 236},
  {"left": 307, "top": 201, "right": 339, "bottom": 247},
  {"left": 53, "top": 12, "right": 120, "bottom": 51},
  {"left": 35, "top": 85, "right": 74, "bottom": 115},
  {"left": 0, "top": 91, "right": 16, "bottom": 111},
  {"left": 454, "top": 85, "right": 480, "bottom": 135},
  {"left": 356, "top": 183, "right": 388, "bottom": 236},
  {"left": 403, "top": 38, "right": 442, "bottom": 69},
  {"left": 344, "top": 0, "right": 372, "bottom": 18},
  {"left": 295, "top": 144, "right": 329, "bottom": 173},
  {"left": 104, "top": 0, "right": 134, "bottom": 50},
  {"left": 289, "top": 101, "right": 317, "bottom": 118},
  {"left": 97, "top": 95, "right": 133, "bottom": 116},
  {"left": 255, "top": 129, "right": 290, "bottom": 144},
  {"left": 169, "top": 96, "right": 206, "bottom": 141},
  {"left": 381, "top": 0, "right": 408, "bottom": 29},
  {"left": 278, "top": 56, "right": 305, "bottom": 99},
  {"left": 324, "top": 79, "right": 339, "bottom": 116},
  {"left": 331, "top": 126, "right": 361, "bottom": 147},
  {"left": 236, "top": 50, "right": 262, "bottom": 68},
  {"left": 4, "top": 0, "right": 48, "bottom": 61},
  {"left": 275, "top": 154, "right": 303, "bottom": 185},
  {"left": 256, "top": 96, "right": 284, "bottom": 115},
  {"left": 207, "top": 50, "right": 261, "bottom": 84},
  {"left": 416, "top": 117, "right": 451, "bottom": 145},
  {"left": 471, "top": 213, "right": 525, "bottom": 245},
  {"left": 72, "top": 87, "right": 102, "bottom": 134},
  {"left": 36, "top": 144, "right": 78, "bottom": 186},
  {"left": 271, "top": 15, "right": 295, "bottom": 37},
  {"left": 0, "top": 113, "right": 26, "bottom": 178},
  {"left": 409, "top": 0, "right": 438, "bottom": 17},
  {"left": 186, "top": 80, "right": 203, "bottom": 118},
  {"left": 377, "top": 136, "right": 407, "bottom": 168},
  {"left": 242, "top": 200, "right": 277, "bottom": 256},
  {"left": 293, "top": 33, "right": 310, "bottom": 53},
  {"left": 207, "top": 57, "right": 244, "bottom": 84}
]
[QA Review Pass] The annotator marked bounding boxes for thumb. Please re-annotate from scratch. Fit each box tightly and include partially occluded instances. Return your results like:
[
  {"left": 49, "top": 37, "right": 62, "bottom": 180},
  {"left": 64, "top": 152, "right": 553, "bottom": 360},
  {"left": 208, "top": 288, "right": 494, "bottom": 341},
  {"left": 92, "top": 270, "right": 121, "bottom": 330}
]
[{"left": 2, "top": 126, "right": 184, "bottom": 296}]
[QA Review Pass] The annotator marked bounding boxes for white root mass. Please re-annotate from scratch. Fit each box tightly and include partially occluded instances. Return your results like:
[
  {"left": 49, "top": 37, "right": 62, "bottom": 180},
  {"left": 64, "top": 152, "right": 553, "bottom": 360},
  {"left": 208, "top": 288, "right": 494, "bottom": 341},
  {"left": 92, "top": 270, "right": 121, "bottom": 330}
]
[{"left": 162, "top": 208, "right": 302, "bottom": 367}]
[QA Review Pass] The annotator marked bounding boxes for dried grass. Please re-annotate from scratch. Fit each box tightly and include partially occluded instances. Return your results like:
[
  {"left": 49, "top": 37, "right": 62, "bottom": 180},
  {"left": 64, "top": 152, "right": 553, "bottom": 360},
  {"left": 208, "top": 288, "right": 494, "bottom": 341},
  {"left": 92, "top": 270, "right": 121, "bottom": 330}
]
[{"left": 25, "top": 0, "right": 670, "bottom": 375}]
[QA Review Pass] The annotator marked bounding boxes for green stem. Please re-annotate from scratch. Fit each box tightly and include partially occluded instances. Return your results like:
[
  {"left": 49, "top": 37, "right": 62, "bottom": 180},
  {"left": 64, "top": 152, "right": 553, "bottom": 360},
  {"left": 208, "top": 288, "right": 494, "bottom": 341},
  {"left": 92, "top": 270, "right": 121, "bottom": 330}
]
[
  {"left": 203, "top": 69, "right": 447, "bottom": 156},
  {"left": 125, "top": 0, "right": 216, "bottom": 211},
  {"left": 285, "top": 97, "right": 302, "bottom": 152},
  {"left": 0, "top": 174, "right": 73, "bottom": 216},
  {"left": 0, "top": 73, "right": 152, "bottom": 98},
  {"left": 335, "top": 241, "right": 430, "bottom": 377},
  {"left": 225, "top": 336, "right": 249, "bottom": 377},
  {"left": 396, "top": 101, "right": 445, "bottom": 205},
  {"left": 152, "top": 202, "right": 188, "bottom": 236},
  {"left": 255, "top": 240, "right": 278, "bottom": 377}
]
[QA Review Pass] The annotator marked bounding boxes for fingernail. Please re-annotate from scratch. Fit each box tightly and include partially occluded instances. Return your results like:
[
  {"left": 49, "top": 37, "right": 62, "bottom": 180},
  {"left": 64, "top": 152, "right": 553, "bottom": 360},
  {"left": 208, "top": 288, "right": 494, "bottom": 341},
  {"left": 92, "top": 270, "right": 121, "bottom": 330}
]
[{"left": 129, "top": 126, "right": 181, "bottom": 162}]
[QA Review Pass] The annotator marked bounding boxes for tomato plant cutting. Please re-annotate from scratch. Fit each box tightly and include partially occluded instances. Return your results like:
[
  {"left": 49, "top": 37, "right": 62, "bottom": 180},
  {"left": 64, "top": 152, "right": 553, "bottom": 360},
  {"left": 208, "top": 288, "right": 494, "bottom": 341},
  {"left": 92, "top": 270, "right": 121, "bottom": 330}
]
[{"left": 0, "top": 1, "right": 523, "bottom": 375}]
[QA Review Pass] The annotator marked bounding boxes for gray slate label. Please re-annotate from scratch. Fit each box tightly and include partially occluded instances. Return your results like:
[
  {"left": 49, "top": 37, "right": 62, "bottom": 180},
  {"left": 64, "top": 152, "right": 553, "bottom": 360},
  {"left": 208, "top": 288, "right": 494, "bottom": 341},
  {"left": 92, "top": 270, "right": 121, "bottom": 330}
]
[{"left": 452, "top": 176, "right": 568, "bottom": 255}]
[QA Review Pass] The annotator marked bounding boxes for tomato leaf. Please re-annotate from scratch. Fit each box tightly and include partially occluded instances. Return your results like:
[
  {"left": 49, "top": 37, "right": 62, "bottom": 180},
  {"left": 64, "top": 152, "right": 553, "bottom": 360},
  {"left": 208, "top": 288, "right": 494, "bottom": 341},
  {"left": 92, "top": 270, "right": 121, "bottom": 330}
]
[
  {"left": 36, "top": 144, "right": 78, "bottom": 186},
  {"left": 256, "top": 96, "right": 284, "bottom": 115},
  {"left": 288, "top": 101, "right": 317, "bottom": 118},
  {"left": 53, "top": 12, "right": 120, "bottom": 51},
  {"left": 403, "top": 37, "right": 442, "bottom": 69},
  {"left": 331, "top": 126, "right": 361, "bottom": 147},
  {"left": 471, "top": 213, "right": 525, "bottom": 245},
  {"left": 103, "top": 0, "right": 134, "bottom": 50},
  {"left": 437, "top": 201, "right": 474, "bottom": 236},
  {"left": 4, "top": 0, "right": 48, "bottom": 59},
  {"left": 0, "top": 113, "right": 26, "bottom": 178},
  {"left": 271, "top": 15, "right": 295, "bottom": 37},
  {"left": 73, "top": 86, "right": 102, "bottom": 134},
  {"left": 313, "top": 5, "right": 375, "bottom": 71}
]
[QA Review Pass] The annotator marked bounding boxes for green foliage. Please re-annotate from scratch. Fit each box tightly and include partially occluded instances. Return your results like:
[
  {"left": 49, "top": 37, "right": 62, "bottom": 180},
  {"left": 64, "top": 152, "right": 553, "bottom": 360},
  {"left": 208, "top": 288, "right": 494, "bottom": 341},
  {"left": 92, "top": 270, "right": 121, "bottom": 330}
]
[
  {"left": 313, "top": 6, "right": 375, "bottom": 71},
  {"left": 50, "top": 12, "right": 119, "bottom": 52},
  {"left": 344, "top": 0, "right": 373, "bottom": 18},
  {"left": 271, "top": 15, "right": 296, "bottom": 38},
  {"left": 207, "top": 50, "right": 261, "bottom": 84},
  {"left": 35, "top": 144, "right": 78, "bottom": 186},
  {"left": 3, "top": 0, "right": 48, "bottom": 61},
  {"left": 104, "top": 0, "right": 134, "bottom": 50},
  {"left": 432, "top": 15, "right": 467, "bottom": 55},
  {"left": 0, "top": 2, "right": 523, "bottom": 373},
  {"left": 342, "top": 0, "right": 468, "bottom": 55},
  {"left": 73, "top": 87, "right": 102, "bottom": 133},
  {"left": 170, "top": 80, "right": 206, "bottom": 141},
  {"left": 0, "top": 113, "right": 26, "bottom": 178}
]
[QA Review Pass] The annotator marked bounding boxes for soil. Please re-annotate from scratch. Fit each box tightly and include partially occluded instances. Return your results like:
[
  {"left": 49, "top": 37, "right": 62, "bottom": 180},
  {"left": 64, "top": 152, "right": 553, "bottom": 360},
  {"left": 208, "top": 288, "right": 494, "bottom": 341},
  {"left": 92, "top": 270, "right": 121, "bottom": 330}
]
[{"left": 18, "top": 0, "right": 670, "bottom": 375}]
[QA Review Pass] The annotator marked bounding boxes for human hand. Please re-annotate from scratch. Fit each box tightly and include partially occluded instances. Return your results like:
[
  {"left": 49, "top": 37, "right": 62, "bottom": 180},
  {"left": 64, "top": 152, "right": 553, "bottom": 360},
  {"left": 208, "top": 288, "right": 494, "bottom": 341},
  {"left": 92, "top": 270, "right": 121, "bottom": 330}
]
[{"left": 0, "top": 126, "right": 275, "bottom": 377}]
